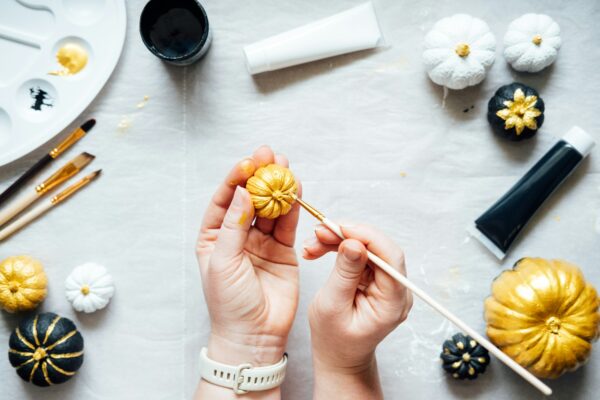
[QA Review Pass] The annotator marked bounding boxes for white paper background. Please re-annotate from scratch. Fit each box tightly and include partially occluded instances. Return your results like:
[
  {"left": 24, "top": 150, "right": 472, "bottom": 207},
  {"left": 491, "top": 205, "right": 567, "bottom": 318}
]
[{"left": 1, "top": 0, "right": 600, "bottom": 399}]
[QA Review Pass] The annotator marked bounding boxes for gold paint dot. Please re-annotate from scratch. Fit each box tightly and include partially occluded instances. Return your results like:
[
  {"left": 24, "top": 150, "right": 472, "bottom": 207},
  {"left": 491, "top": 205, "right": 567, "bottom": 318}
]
[
  {"left": 455, "top": 43, "right": 470, "bottom": 57},
  {"left": 8, "top": 281, "right": 20, "bottom": 293},
  {"left": 238, "top": 212, "right": 248, "bottom": 225},
  {"left": 478, "top": 357, "right": 487, "bottom": 363},
  {"left": 452, "top": 373, "right": 459, "bottom": 378},
  {"left": 462, "top": 353, "right": 471, "bottom": 362},
  {"left": 452, "top": 360, "right": 462, "bottom": 369},
  {"left": 469, "top": 340, "right": 476, "bottom": 348},
  {"left": 532, "top": 34, "right": 543, "bottom": 45},
  {"left": 468, "top": 367, "right": 475, "bottom": 376},
  {"left": 80, "top": 285, "right": 90, "bottom": 296},
  {"left": 456, "top": 341, "right": 464, "bottom": 350},
  {"left": 33, "top": 347, "right": 47, "bottom": 361},
  {"left": 49, "top": 43, "right": 88, "bottom": 76}
]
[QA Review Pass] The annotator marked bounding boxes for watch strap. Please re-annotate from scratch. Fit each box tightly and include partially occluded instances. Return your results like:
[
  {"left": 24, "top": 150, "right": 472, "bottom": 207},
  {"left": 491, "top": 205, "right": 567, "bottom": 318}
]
[{"left": 199, "top": 347, "right": 288, "bottom": 394}]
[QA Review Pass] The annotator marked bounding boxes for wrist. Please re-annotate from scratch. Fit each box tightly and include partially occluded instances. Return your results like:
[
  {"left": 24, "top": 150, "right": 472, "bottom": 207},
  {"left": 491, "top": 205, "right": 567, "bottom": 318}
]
[
  {"left": 313, "top": 354, "right": 382, "bottom": 400},
  {"left": 313, "top": 350, "right": 377, "bottom": 376},
  {"left": 208, "top": 332, "right": 287, "bottom": 367}
]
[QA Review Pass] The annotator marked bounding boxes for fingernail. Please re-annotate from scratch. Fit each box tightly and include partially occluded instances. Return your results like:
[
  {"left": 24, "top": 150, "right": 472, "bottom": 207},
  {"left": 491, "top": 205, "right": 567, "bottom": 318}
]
[
  {"left": 239, "top": 159, "right": 255, "bottom": 176},
  {"left": 343, "top": 242, "right": 362, "bottom": 261},
  {"left": 303, "top": 237, "right": 319, "bottom": 249},
  {"left": 315, "top": 225, "right": 326, "bottom": 233},
  {"left": 231, "top": 186, "right": 245, "bottom": 208}
]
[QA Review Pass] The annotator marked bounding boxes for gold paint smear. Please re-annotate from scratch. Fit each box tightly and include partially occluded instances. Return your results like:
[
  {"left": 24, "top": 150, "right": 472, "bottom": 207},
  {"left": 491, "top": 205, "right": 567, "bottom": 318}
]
[
  {"left": 238, "top": 212, "right": 248, "bottom": 225},
  {"left": 48, "top": 43, "right": 88, "bottom": 76}
]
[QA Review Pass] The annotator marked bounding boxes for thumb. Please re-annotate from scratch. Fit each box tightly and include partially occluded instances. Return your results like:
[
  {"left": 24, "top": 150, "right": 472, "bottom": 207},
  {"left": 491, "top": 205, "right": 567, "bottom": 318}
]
[
  {"left": 211, "top": 186, "right": 254, "bottom": 267},
  {"left": 323, "top": 239, "right": 368, "bottom": 308}
]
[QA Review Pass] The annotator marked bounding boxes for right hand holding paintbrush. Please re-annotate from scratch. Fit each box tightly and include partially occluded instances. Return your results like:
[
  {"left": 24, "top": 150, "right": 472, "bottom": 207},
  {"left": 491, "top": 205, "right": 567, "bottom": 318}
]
[{"left": 304, "top": 224, "right": 413, "bottom": 400}]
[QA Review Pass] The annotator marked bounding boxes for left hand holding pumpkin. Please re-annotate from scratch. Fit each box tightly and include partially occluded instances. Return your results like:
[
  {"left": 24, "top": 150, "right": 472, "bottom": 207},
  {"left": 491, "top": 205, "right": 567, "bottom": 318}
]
[{"left": 195, "top": 146, "right": 302, "bottom": 385}]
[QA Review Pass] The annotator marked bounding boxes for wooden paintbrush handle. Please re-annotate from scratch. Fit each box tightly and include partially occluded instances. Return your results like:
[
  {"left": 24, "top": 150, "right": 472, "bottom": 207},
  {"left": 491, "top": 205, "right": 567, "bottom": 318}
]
[
  {"left": 0, "top": 201, "right": 52, "bottom": 241},
  {"left": 0, "top": 155, "right": 51, "bottom": 206},
  {"left": 0, "top": 190, "right": 39, "bottom": 227},
  {"left": 321, "top": 217, "right": 552, "bottom": 396}
]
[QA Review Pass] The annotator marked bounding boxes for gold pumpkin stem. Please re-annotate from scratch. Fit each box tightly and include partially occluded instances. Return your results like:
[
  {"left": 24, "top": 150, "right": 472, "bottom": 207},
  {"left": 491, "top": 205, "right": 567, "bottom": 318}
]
[
  {"left": 532, "top": 34, "right": 543, "bottom": 45},
  {"left": 455, "top": 43, "right": 470, "bottom": 58}
]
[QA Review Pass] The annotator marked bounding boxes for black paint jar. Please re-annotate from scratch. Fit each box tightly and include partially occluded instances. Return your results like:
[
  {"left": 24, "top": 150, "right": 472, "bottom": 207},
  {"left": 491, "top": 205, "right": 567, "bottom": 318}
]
[{"left": 140, "top": 0, "right": 212, "bottom": 66}]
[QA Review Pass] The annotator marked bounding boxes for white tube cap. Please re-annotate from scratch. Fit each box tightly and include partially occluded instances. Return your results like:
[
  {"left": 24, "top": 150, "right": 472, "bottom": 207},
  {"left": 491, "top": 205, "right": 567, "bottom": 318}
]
[
  {"left": 244, "top": 45, "right": 270, "bottom": 75},
  {"left": 563, "top": 126, "right": 596, "bottom": 157}
]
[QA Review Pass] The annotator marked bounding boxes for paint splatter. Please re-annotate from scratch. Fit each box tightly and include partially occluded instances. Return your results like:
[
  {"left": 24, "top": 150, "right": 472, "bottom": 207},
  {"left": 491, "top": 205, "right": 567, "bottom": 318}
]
[
  {"left": 48, "top": 43, "right": 88, "bottom": 76},
  {"left": 29, "top": 87, "right": 53, "bottom": 110},
  {"left": 400, "top": 172, "right": 407, "bottom": 178},
  {"left": 117, "top": 115, "right": 132, "bottom": 133},
  {"left": 238, "top": 212, "right": 248, "bottom": 225},
  {"left": 136, "top": 95, "right": 150, "bottom": 109},
  {"left": 116, "top": 96, "right": 151, "bottom": 133}
]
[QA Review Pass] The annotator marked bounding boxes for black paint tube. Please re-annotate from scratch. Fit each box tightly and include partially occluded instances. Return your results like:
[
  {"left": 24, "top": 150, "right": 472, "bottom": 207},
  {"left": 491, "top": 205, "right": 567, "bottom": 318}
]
[{"left": 469, "top": 127, "right": 595, "bottom": 259}]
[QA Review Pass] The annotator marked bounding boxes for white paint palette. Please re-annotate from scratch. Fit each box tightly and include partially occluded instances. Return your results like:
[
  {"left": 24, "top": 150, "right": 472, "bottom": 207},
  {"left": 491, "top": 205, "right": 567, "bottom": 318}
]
[{"left": 0, "top": 0, "right": 126, "bottom": 166}]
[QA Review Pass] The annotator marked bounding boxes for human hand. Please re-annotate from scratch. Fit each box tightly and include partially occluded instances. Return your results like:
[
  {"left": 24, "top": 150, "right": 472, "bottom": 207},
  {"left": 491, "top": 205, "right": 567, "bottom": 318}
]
[
  {"left": 303, "top": 224, "right": 413, "bottom": 399},
  {"left": 195, "top": 146, "right": 301, "bottom": 398}
]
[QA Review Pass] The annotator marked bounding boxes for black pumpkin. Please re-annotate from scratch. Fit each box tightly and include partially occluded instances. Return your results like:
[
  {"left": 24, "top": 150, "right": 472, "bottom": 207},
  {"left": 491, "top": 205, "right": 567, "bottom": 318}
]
[
  {"left": 487, "top": 82, "right": 545, "bottom": 141},
  {"left": 8, "top": 312, "right": 84, "bottom": 386},
  {"left": 441, "top": 333, "right": 490, "bottom": 380}
]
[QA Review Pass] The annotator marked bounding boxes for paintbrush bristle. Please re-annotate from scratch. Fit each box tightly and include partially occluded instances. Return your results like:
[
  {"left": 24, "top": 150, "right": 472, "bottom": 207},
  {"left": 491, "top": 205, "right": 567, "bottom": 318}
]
[
  {"left": 72, "top": 152, "right": 95, "bottom": 169},
  {"left": 81, "top": 119, "right": 96, "bottom": 132},
  {"left": 88, "top": 169, "right": 102, "bottom": 180}
]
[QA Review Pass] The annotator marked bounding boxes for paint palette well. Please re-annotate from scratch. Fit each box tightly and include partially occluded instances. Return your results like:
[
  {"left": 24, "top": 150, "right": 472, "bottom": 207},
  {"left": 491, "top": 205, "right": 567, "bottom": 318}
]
[{"left": 0, "top": 0, "right": 126, "bottom": 166}]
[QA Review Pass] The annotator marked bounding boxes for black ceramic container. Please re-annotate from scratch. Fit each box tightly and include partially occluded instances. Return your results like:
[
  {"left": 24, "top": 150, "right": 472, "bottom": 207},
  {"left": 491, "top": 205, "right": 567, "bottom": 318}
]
[{"left": 140, "top": 0, "right": 212, "bottom": 66}]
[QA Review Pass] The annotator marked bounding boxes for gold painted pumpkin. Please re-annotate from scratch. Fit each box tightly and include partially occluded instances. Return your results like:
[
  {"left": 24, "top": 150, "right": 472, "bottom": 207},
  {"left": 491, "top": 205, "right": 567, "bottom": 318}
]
[
  {"left": 246, "top": 164, "right": 297, "bottom": 219},
  {"left": 0, "top": 256, "right": 47, "bottom": 313},
  {"left": 485, "top": 258, "right": 600, "bottom": 379}
]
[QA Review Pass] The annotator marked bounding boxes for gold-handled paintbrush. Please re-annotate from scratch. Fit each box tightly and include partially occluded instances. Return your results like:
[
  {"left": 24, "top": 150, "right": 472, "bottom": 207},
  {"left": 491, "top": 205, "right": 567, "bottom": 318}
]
[
  {"left": 291, "top": 194, "right": 553, "bottom": 397},
  {"left": 0, "top": 119, "right": 96, "bottom": 206},
  {"left": 0, "top": 170, "right": 101, "bottom": 241},
  {"left": 0, "top": 152, "right": 95, "bottom": 226}
]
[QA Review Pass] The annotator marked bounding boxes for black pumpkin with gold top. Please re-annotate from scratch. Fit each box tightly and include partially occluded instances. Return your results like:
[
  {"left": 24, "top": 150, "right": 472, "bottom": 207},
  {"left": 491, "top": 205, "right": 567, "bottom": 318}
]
[
  {"left": 8, "top": 312, "right": 84, "bottom": 386},
  {"left": 487, "top": 82, "right": 545, "bottom": 141},
  {"left": 440, "top": 333, "right": 490, "bottom": 380}
]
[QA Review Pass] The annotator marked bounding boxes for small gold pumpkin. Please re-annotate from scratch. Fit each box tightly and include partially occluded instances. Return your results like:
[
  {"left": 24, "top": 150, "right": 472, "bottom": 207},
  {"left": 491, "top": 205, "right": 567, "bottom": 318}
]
[
  {"left": 246, "top": 164, "right": 297, "bottom": 219},
  {"left": 0, "top": 256, "right": 47, "bottom": 313},
  {"left": 484, "top": 258, "right": 600, "bottom": 379}
]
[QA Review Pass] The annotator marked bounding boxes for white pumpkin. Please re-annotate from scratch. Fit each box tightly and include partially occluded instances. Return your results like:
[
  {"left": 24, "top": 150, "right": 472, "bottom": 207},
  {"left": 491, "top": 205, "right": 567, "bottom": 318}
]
[
  {"left": 504, "top": 14, "right": 561, "bottom": 72},
  {"left": 65, "top": 263, "right": 115, "bottom": 313},
  {"left": 423, "top": 14, "right": 496, "bottom": 90}
]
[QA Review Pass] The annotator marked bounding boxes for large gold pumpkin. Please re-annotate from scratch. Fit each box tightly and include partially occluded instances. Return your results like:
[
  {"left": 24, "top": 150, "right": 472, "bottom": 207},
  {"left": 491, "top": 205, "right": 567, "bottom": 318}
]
[
  {"left": 484, "top": 258, "right": 600, "bottom": 379},
  {"left": 0, "top": 256, "right": 48, "bottom": 313},
  {"left": 246, "top": 164, "right": 297, "bottom": 219}
]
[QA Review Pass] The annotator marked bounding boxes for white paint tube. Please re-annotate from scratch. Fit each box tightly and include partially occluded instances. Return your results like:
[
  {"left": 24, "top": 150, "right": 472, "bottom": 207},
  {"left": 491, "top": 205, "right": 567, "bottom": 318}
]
[{"left": 243, "top": 2, "right": 384, "bottom": 75}]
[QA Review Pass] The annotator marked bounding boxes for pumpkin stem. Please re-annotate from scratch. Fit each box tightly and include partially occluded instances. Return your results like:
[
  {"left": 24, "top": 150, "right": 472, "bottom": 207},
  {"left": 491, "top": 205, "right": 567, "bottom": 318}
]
[
  {"left": 532, "top": 34, "right": 543, "bottom": 45},
  {"left": 8, "top": 281, "right": 19, "bottom": 293},
  {"left": 545, "top": 316, "right": 561, "bottom": 334},
  {"left": 33, "top": 347, "right": 47, "bottom": 361},
  {"left": 455, "top": 43, "right": 470, "bottom": 58}
]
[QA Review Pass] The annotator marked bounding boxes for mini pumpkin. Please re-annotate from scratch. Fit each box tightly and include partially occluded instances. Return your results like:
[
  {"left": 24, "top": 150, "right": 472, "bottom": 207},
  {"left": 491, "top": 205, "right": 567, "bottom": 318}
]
[
  {"left": 485, "top": 258, "right": 600, "bottom": 379},
  {"left": 487, "top": 82, "right": 544, "bottom": 141},
  {"left": 65, "top": 262, "right": 115, "bottom": 313},
  {"left": 8, "top": 312, "right": 84, "bottom": 386},
  {"left": 441, "top": 333, "right": 490, "bottom": 380},
  {"left": 246, "top": 164, "right": 297, "bottom": 219},
  {"left": 504, "top": 14, "right": 561, "bottom": 73},
  {"left": 0, "top": 255, "right": 47, "bottom": 313},
  {"left": 423, "top": 14, "right": 496, "bottom": 90}
]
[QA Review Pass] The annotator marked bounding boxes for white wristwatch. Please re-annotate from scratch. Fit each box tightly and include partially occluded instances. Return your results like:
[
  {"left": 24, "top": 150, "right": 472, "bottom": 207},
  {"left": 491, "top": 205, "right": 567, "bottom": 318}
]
[{"left": 199, "top": 347, "right": 288, "bottom": 394}]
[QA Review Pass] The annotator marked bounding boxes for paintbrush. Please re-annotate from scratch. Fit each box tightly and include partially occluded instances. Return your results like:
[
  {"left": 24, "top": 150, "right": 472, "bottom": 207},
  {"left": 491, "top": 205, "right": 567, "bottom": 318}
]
[
  {"left": 0, "top": 119, "right": 96, "bottom": 206},
  {"left": 0, "top": 152, "right": 95, "bottom": 226},
  {"left": 291, "top": 194, "right": 553, "bottom": 396},
  {"left": 0, "top": 170, "right": 101, "bottom": 241}
]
